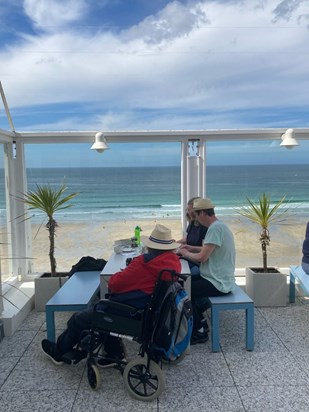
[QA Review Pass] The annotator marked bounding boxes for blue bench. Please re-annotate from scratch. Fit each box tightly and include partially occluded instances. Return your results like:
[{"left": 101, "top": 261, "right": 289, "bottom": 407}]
[
  {"left": 45, "top": 271, "right": 101, "bottom": 342},
  {"left": 206, "top": 285, "right": 254, "bottom": 352},
  {"left": 289, "top": 265, "right": 309, "bottom": 303}
]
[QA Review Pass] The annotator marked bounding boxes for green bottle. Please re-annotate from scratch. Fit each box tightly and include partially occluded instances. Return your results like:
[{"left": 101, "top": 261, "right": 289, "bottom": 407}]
[{"left": 134, "top": 226, "right": 142, "bottom": 245}]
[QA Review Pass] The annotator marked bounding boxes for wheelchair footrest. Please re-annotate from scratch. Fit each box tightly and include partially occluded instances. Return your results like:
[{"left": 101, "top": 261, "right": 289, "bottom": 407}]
[{"left": 62, "top": 349, "right": 87, "bottom": 365}]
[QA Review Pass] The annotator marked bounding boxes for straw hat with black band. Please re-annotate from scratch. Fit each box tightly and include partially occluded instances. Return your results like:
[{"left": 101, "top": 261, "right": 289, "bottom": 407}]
[
  {"left": 142, "top": 224, "right": 180, "bottom": 250},
  {"left": 192, "top": 198, "right": 215, "bottom": 211}
]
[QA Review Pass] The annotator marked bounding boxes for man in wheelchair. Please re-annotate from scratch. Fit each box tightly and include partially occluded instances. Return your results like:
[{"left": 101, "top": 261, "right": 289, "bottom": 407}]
[{"left": 41, "top": 224, "right": 181, "bottom": 368}]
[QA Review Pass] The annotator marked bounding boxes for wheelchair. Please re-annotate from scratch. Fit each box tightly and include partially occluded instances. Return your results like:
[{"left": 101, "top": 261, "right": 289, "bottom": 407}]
[{"left": 63, "top": 269, "right": 189, "bottom": 402}]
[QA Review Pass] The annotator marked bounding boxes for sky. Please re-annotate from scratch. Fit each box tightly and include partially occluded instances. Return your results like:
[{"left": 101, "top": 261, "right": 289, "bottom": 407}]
[{"left": 0, "top": 0, "right": 309, "bottom": 166}]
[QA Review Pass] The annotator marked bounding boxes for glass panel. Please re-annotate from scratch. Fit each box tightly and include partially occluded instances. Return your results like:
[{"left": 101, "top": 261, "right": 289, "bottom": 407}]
[
  {"left": 206, "top": 140, "right": 307, "bottom": 269},
  {"left": 0, "top": 146, "right": 10, "bottom": 282},
  {"left": 24, "top": 142, "right": 182, "bottom": 274}
]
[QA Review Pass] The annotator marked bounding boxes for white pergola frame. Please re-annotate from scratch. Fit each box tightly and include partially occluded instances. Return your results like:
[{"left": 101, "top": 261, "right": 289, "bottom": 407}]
[
  {"left": 1, "top": 127, "right": 309, "bottom": 280},
  {"left": 1, "top": 81, "right": 309, "bottom": 280}
]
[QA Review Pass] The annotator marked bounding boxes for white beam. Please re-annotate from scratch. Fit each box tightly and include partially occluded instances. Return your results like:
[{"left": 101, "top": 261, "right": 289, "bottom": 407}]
[
  {"left": 0, "top": 128, "right": 15, "bottom": 144},
  {"left": 12, "top": 128, "right": 309, "bottom": 145},
  {"left": 0, "top": 82, "right": 15, "bottom": 132}
]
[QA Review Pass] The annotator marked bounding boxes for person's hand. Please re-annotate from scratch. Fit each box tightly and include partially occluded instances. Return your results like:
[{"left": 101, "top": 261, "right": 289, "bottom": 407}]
[
  {"left": 178, "top": 248, "right": 190, "bottom": 258},
  {"left": 178, "top": 244, "right": 189, "bottom": 250}
]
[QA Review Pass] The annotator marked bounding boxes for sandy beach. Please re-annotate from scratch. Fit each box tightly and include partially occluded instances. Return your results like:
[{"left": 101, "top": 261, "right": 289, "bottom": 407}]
[{"left": 1, "top": 215, "right": 306, "bottom": 277}]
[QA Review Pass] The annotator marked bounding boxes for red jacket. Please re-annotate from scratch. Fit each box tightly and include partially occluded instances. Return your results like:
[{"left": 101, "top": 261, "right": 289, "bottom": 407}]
[{"left": 108, "top": 252, "right": 181, "bottom": 295}]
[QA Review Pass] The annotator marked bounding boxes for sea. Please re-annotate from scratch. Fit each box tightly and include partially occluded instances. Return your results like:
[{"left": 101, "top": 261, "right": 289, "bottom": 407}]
[{"left": 0, "top": 164, "right": 308, "bottom": 224}]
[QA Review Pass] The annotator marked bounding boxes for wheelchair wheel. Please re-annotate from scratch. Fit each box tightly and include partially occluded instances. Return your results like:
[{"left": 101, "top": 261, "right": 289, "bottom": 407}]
[
  {"left": 87, "top": 362, "right": 101, "bottom": 391},
  {"left": 162, "top": 350, "right": 187, "bottom": 365},
  {"left": 123, "top": 357, "right": 165, "bottom": 402}
]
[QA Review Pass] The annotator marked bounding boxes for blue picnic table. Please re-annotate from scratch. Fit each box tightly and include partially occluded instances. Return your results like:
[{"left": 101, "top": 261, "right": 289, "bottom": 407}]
[{"left": 45, "top": 271, "right": 101, "bottom": 342}]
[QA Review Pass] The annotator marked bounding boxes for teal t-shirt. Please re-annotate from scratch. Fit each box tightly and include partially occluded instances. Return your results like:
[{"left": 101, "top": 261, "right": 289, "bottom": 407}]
[{"left": 200, "top": 220, "right": 236, "bottom": 293}]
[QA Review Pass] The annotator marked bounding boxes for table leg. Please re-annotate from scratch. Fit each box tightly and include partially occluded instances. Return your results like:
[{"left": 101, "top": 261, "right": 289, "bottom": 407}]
[
  {"left": 246, "top": 304, "right": 254, "bottom": 351},
  {"left": 211, "top": 306, "right": 220, "bottom": 352},
  {"left": 289, "top": 272, "right": 296, "bottom": 303},
  {"left": 46, "top": 309, "right": 56, "bottom": 342}
]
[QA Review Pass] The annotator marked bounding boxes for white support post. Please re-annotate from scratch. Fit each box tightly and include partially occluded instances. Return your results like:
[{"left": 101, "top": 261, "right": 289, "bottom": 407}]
[
  {"left": 4, "top": 141, "right": 33, "bottom": 278},
  {"left": 181, "top": 141, "right": 188, "bottom": 236},
  {"left": 197, "top": 139, "right": 206, "bottom": 197},
  {"left": 187, "top": 139, "right": 206, "bottom": 199},
  {"left": 187, "top": 155, "right": 199, "bottom": 199},
  {"left": 180, "top": 139, "right": 207, "bottom": 237}
]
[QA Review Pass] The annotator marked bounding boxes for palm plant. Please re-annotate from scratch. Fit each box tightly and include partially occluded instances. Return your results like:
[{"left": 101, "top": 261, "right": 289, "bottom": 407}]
[
  {"left": 237, "top": 193, "right": 288, "bottom": 272},
  {"left": 17, "top": 184, "right": 79, "bottom": 277}
]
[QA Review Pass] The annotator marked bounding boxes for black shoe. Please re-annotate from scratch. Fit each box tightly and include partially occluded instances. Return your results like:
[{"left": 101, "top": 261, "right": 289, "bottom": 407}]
[
  {"left": 41, "top": 339, "right": 64, "bottom": 365},
  {"left": 97, "top": 356, "right": 126, "bottom": 369},
  {"left": 201, "top": 319, "right": 209, "bottom": 333},
  {"left": 61, "top": 349, "right": 87, "bottom": 365},
  {"left": 190, "top": 331, "right": 209, "bottom": 345}
]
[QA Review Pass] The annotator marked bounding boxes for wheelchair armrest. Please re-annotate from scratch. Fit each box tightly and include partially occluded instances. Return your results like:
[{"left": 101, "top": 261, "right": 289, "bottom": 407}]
[{"left": 94, "top": 299, "right": 143, "bottom": 315}]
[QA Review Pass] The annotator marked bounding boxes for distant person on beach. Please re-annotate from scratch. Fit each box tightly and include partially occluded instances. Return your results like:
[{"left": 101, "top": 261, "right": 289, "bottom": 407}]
[
  {"left": 41, "top": 224, "right": 181, "bottom": 367},
  {"left": 302, "top": 222, "right": 309, "bottom": 275},
  {"left": 178, "top": 198, "right": 235, "bottom": 345},
  {"left": 178, "top": 197, "right": 208, "bottom": 276}
]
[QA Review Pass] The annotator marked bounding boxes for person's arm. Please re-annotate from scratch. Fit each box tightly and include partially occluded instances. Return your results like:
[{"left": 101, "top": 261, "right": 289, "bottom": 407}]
[
  {"left": 179, "top": 243, "right": 216, "bottom": 264},
  {"left": 177, "top": 221, "right": 191, "bottom": 244},
  {"left": 178, "top": 244, "right": 202, "bottom": 253}
]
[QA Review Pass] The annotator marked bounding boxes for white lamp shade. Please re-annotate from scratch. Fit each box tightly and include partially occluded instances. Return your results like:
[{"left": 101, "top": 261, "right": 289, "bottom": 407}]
[
  {"left": 91, "top": 132, "right": 110, "bottom": 153},
  {"left": 280, "top": 128, "right": 299, "bottom": 149}
]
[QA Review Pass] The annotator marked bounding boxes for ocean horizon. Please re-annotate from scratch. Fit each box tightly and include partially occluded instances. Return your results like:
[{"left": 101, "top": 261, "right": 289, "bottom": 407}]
[{"left": 1, "top": 164, "right": 308, "bottom": 224}]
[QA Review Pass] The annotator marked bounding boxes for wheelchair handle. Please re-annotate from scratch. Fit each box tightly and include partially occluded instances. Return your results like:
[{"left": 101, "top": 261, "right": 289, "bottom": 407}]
[{"left": 158, "top": 269, "right": 188, "bottom": 282}]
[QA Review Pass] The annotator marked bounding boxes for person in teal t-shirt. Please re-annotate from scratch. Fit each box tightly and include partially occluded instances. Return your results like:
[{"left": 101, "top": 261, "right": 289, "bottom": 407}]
[{"left": 178, "top": 197, "right": 236, "bottom": 345}]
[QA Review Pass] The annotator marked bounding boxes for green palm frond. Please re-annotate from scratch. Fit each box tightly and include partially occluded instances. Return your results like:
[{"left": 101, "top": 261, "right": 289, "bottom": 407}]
[
  {"left": 237, "top": 193, "right": 289, "bottom": 272},
  {"left": 238, "top": 193, "right": 288, "bottom": 229},
  {"left": 16, "top": 184, "right": 79, "bottom": 276},
  {"left": 18, "top": 184, "right": 79, "bottom": 218}
]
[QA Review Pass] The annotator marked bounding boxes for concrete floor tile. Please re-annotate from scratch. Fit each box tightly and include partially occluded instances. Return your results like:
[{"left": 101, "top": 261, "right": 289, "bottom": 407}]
[
  {"left": 238, "top": 385, "right": 309, "bottom": 412},
  {"left": 225, "top": 351, "right": 309, "bottom": 386},
  {"left": 1, "top": 296, "right": 309, "bottom": 411},
  {"left": 0, "top": 330, "right": 37, "bottom": 357},
  {"left": 163, "top": 352, "right": 234, "bottom": 388},
  {"left": 220, "top": 324, "right": 287, "bottom": 353},
  {"left": 17, "top": 310, "right": 45, "bottom": 331},
  {"left": 0, "top": 357, "right": 19, "bottom": 387},
  {"left": 73, "top": 388, "right": 158, "bottom": 411},
  {"left": 158, "top": 386, "right": 245, "bottom": 412},
  {"left": 258, "top": 305, "right": 309, "bottom": 331},
  {"left": 1, "top": 353, "right": 84, "bottom": 391},
  {"left": 0, "top": 390, "right": 76, "bottom": 412}
]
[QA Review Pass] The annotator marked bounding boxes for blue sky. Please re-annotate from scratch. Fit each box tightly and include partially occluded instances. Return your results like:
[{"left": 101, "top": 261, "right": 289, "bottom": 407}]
[{"left": 0, "top": 0, "right": 309, "bottom": 166}]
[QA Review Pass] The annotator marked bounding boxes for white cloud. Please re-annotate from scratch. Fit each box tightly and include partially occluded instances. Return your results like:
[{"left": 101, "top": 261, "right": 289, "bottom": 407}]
[
  {"left": 1, "top": 0, "right": 309, "bottom": 130},
  {"left": 23, "top": 0, "right": 88, "bottom": 31},
  {"left": 121, "top": 1, "right": 208, "bottom": 44},
  {"left": 272, "top": 0, "right": 307, "bottom": 21}
]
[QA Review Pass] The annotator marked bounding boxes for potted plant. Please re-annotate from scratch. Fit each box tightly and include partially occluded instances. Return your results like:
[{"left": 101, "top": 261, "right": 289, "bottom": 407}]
[
  {"left": 237, "top": 192, "right": 289, "bottom": 307},
  {"left": 17, "top": 183, "right": 79, "bottom": 310}
]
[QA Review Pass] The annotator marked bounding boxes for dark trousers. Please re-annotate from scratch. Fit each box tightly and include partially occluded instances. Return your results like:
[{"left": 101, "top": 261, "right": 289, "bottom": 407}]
[
  {"left": 56, "top": 307, "right": 123, "bottom": 357},
  {"left": 56, "top": 292, "right": 149, "bottom": 356},
  {"left": 191, "top": 275, "right": 229, "bottom": 331}
]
